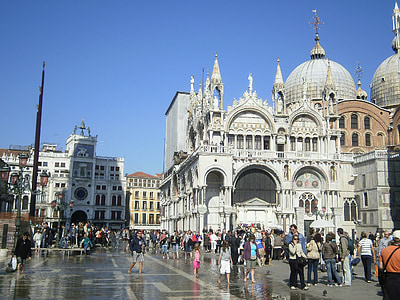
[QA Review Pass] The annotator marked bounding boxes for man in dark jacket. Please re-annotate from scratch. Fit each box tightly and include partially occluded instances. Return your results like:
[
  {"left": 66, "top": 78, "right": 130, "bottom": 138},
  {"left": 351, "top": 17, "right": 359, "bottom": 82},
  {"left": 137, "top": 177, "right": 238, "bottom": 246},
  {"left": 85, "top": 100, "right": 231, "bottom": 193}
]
[
  {"left": 128, "top": 231, "right": 145, "bottom": 274},
  {"left": 14, "top": 232, "right": 32, "bottom": 273}
]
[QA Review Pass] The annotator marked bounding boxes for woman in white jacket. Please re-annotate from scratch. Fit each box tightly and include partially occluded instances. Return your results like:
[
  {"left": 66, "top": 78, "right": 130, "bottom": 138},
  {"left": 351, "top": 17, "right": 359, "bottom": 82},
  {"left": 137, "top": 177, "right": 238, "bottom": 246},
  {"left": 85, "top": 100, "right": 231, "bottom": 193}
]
[{"left": 306, "top": 233, "right": 322, "bottom": 286}]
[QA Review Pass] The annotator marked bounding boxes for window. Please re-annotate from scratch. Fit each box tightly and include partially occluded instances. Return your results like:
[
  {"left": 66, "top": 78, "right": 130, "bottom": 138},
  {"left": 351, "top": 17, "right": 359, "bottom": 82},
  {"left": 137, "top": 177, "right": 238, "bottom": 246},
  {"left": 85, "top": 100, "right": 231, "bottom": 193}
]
[
  {"left": 305, "top": 138, "right": 311, "bottom": 151},
  {"left": 96, "top": 195, "right": 100, "bottom": 205},
  {"left": 156, "top": 202, "right": 160, "bottom": 210},
  {"left": 100, "top": 166, "right": 104, "bottom": 171},
  {"left": 117, "top": 195, "right": 122, "bottom": 206},
  {"left": 96, "top": 185, "right": 101, "bottom": 190},
  {"left": 142, "top": 213, "right": 147, "bottom": 224},
  {"left": 61, "top": 163, "right": 65, "bottom": 167},
  {"left": 143, "top": 191, "right": 147, "bottom": 199},
  {"left": 102, "top": 185, "right": 106, "bottom": 190},
  {"left": 246, "top": 136, "right": 252, "bottom": 150},
  {"left": 22, "top": 195, "right": 29, "bottom": 210},
  {"left": 55, "top": 162, "right": 60, "bottom": 167},
  {"left": 116, "top": 167, "right": 120, "bottom": 172},
  {"left": 364, "top": 116, "right": 371, "bottom": 130},
  {"left": 149, "top": 214, "right": 154, "bottom": 224},
  {"left": 112, "top": 186, "right": 117, "bottom": 191},
  {"left": 365, "top": 133, "right": 371, "bottom": 147},
  {"left": 339, "top": 116, "right": 345, "bottom": 128},
  {"left": 143, "top": 201, "right": 147, "bottom": 210},
  {"left": 135, "top": 201, "right": 139, "bottom": 209},
  {"left": 118, "top": 186, "right": 122, "bottom": 191},
  {"left": 290, "top": 137, "right": 296, "bottom": 151},
  {"left": 149, "top": 201, "right": 154, "bottom": 210},
  {"left": 364, "top": 192, "right": 368, "bottom": 207},
  {"left": 134, "top": 213, "right": 139, "bottom": 224},
  {"left": 237, "top": 135, "right": 244, "bottom": 149},
  {"left": 43, "top": 162, "right": 48, "bottom": 167},
  {"left": 61, "top": 183, "right": 66, "bottom": 188},
  {"left": 101, "top": 195, "right": 106, "bottom": 206},
  {"left": 351, "top": 114, "right": 358, "bottom": 129},
  {"left": 352, "top": 133, "right": 359, "bottom": 146},
  {"left": 264, "top": 136, "right": 270, "bottom": 150},
  {"left": 340, "top": 133, "right": 345, "bottom": 146},
  {"left": 149, "top": 192, "right": 154, "bottom": 199},
  {"left": 110, "top": 166, "right": 114, "bottom": 171},
  {"left": 112, "top": 195, "right": 116, "bottom": 206},
  {"left": 255, "top": 136, "right": 261, "bottom": 150},
  {"left": 312, "top": 138, "right": 318, "bottom": 152},
  {"left": 135, "top": 191, "right": 139, "bottom": 198}
]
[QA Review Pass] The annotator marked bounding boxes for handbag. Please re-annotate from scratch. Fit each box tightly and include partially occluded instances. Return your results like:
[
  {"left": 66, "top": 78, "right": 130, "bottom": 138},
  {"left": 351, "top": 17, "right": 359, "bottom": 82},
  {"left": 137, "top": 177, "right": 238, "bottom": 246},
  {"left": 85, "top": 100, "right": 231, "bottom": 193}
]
[
  {"left": 296, "top": 255, "right": 307, "bottom": 267},
  {"left": 379, "top": 246, "right": 400, "bottom": 286},
  {"left": 5, "top": 257, "right": 17, "bottom": 273}
]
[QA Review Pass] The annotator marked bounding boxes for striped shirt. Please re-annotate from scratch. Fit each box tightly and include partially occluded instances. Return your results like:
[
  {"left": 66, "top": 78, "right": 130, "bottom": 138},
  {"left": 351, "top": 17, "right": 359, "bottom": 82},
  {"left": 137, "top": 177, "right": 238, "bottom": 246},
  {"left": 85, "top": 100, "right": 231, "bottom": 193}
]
[{"left": 358, "top": 238, "right": 373, "bottom": 256}]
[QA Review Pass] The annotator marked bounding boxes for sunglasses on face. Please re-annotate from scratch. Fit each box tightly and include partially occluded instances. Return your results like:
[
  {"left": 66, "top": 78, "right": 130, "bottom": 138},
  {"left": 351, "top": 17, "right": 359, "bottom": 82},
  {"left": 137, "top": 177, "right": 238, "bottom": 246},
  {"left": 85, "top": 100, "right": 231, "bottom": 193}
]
[{"left": 294, "top": 238, "right": 299, "bottom": 240}]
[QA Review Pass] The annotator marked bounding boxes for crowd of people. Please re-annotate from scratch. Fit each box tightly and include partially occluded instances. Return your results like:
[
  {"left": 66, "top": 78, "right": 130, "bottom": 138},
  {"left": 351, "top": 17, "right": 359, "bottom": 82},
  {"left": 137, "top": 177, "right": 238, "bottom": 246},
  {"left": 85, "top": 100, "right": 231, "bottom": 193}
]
[{"left": 10, "top": 222, "right": 400, "bottom": 299}]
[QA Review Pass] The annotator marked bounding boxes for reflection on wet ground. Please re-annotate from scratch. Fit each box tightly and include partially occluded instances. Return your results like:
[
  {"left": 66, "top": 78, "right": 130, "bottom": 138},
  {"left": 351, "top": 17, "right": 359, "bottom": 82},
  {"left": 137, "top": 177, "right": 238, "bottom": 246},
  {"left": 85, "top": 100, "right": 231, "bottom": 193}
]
[{"left": 0, "top": 244, "right": 381, "bottom": 299}]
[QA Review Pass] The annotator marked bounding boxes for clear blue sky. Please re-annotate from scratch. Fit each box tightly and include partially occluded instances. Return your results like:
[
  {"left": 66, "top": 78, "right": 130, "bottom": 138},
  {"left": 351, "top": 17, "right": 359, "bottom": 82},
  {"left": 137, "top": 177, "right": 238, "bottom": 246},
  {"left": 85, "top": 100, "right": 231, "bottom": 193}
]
[{"left": 0, "top": 1, "right": 396, "bottom": 175}]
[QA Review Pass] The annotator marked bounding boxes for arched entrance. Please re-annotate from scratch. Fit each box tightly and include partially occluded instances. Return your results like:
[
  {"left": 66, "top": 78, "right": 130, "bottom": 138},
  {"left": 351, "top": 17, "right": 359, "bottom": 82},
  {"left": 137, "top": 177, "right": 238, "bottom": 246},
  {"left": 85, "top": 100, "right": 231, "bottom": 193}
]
[
  {"left": 71, "top": 210, "right": 88, "bottom": 225},
  {"left": 205, "top": 171, "right": 224, "bottom": 231}
]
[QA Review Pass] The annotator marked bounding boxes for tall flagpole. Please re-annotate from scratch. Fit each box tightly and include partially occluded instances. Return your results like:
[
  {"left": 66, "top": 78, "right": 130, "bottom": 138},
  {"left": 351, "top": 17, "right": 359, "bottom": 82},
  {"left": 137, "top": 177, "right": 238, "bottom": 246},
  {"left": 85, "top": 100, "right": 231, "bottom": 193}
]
[{"left": 30, "top": 62, "right": 45, "bottom": 217}]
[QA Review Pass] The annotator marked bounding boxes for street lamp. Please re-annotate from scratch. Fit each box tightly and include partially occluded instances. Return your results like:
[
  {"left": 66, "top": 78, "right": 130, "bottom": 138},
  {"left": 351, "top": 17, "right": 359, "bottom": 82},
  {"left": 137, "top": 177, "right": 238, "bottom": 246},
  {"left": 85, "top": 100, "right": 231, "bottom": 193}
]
[
  {"left": 51, "top": 192, "right": 66, "bottom": 248},
  {"left": 0, "top": 153, "right": 49, "bottom": 253}
]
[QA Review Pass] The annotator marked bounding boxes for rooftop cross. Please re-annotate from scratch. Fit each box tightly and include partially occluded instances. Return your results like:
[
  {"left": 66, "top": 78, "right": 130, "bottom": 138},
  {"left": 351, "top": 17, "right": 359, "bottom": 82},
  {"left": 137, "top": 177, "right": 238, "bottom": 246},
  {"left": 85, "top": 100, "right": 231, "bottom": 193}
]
[
  {"left": 355, "top": 61, "right": 363, "bottom": 80},
  {"left": 309, "top": 10, "right": 324, "bottom": 35}
]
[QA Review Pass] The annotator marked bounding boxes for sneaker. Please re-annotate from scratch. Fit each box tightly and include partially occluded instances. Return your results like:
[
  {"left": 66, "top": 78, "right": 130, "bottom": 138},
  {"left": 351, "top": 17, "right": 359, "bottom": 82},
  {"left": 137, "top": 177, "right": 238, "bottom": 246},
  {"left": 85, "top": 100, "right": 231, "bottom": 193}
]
[
  {"left": 366, "top": 280, "right": 372, "bottom": 283},
  {"left": 290, "top": 286, "right": 297, "bottom": 290},
  {"left": 335, "top": 283, "right": 343, "bottom": 287},
  {"left": 327, "top": 284, "right": 333, "bottom": 287},
  {"left": 314, "top": 284, "right": 318, "bottom": 286},
  {"left": 302, "top": 287, "right": 309, "bottom": 290},
  {"left": 307, "top": 283, "right": 311, "bottom": 287}
]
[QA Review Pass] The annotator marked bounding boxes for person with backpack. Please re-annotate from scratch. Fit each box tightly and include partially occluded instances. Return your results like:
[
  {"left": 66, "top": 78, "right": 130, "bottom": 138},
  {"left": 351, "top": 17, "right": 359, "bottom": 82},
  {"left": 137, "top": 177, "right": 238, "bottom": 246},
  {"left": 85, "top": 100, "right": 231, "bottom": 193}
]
[
  {"left": 357, "top": 231, "right": 376, "bottom": 283},
  {"left": 306, "top": 232, "right": 322, "bottom": 286},
  {"left": 322, "top": 232, "right": 343, "bottom": 287},
  {"left": 338, "top": 228, "right": 351, "bottom": 286},
  {"left": 379, "top": 230, "right": 400, "bottom": 300}
]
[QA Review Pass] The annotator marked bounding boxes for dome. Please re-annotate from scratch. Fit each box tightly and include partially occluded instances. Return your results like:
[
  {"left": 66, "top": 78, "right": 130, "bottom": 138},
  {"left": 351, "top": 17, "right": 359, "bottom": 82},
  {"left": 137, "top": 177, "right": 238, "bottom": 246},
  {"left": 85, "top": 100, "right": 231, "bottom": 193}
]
[
  {"left": 285, "top": 59, "right": 356, "bottom": 102},
  {"left": 371, "top": 52, "right": 400, "bottom": 109}
]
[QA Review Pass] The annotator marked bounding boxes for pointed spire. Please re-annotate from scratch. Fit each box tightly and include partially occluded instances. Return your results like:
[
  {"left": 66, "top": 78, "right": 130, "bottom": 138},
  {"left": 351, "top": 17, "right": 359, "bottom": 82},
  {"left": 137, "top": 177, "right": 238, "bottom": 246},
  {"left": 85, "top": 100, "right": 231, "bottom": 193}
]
[
  {"left": 190, "top": 75, "right": 195, "bottom": 93},
  {"left": 325, "top": 60, "right": 335, "bottom": 90},
  {"left": 309, "top": 10, "right": 325, "bottom": 59},
  {"left": 273, "top": 59, "right": 284, "bottom": 88},
  {"left": 393, "top": 2, "right": 400, "bottom": 52},
  {"left": 211, "top": 53, "right": 222, "bottom": 84},
  {"left": 80, "top": 118, "right": 86, "bottom": 130}
]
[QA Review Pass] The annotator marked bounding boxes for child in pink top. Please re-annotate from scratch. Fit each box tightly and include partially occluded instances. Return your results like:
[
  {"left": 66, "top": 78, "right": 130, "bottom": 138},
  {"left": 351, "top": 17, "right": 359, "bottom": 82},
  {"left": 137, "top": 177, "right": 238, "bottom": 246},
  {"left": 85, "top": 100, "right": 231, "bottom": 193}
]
[{"left": 192, "top": 243, "right": 201, "bottom": 277}]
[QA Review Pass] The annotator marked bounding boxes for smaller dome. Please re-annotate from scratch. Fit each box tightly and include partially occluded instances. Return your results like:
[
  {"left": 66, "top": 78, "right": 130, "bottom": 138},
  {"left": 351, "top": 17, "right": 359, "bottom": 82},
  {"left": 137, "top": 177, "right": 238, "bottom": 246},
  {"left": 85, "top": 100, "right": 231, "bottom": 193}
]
[{"left": 371, "top": 52, "right": 400, "bottom": 108}]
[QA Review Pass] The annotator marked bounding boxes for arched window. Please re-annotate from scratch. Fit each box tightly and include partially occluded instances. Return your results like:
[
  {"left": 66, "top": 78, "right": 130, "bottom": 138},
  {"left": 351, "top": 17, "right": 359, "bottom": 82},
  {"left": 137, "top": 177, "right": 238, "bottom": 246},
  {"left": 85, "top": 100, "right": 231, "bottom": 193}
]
[
  {"left": 255, "top": 136, "right": 261, "bottom": 150},
  {"left": 340, "top": 133, "right": 346, "bottom": 146},
  {"left": 351, "top": 114, "right": 358, "bottom": 129},
  {"left": 112, "top": 195, "right": 116, "bottom": 206},
  {"left": 299, "top": 200, "right": 304, "bottom": 207},
  {"left": 305, "top": 137, "right": 311, "bottom": 151},
  {"left": 339, "top": 116, "right": 345, "bottom": 128},
  {"left": 101, "top": 195, "right": 106, "bottom": 206},
  {"left": 305, "top": 200, "right": 310, "bottom": 213},
  {"left": 352, "top": 133, "right": 359, "bottom": 146},
  {"left": 312, "top": 138, "right": 318, "bottom": 151},
  {"left": 246, "top": 135, "right": 252, "bottom": 150},
  {"left": 365, "top": 133, "right": 371, "bottom": 147},
  {"left": 311, "top": 199, "right": 318, "bottom": 213},
  {"left": 344, "top": 201, "right": 350, "bottom": 221},
  {"left": 22, "top": 195, "right": 29, "bottom": 210},
  {"left": 364, "top": 116, "right": 371, "bottom": 130},
  {"left": 96, "top": 195, "right": 100, "bottom": 205},
  {"left": 351, "top": 200, "right": 357, "bottom": 221},
  {"left": 290, "top": 137, "right": 296, "bottom": 151},
  {"left": 297, "top": 137, "right": 303, "bottom": 151},
  {"left": 237, "top": 135, "right": 244, "bottom": 149},
  {"left": 117, "top": 195, "right": 122, "bottom": 206}
]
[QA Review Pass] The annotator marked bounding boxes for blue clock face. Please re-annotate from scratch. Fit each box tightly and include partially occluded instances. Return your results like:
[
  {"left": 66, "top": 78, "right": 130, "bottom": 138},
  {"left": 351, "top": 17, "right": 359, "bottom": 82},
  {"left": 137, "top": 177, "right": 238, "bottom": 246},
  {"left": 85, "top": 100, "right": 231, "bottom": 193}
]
[{"left": 74, "top": 187, "right": 88, "bottom": 200}]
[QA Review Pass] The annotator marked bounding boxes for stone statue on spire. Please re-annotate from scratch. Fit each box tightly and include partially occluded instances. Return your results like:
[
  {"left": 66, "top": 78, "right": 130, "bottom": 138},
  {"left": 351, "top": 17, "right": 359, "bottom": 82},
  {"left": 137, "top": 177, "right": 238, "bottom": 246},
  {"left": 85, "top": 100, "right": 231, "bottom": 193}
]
[{"left": 248, "top": 72, "right": 253, "bottom": 93}]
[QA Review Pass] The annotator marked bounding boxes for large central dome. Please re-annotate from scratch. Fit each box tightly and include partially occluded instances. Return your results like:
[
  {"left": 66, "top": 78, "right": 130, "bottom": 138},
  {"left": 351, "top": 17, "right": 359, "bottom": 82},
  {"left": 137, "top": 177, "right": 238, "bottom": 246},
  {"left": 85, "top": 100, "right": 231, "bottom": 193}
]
[{"left": 284, "top": 35, "right": 356, "bottom": 102}]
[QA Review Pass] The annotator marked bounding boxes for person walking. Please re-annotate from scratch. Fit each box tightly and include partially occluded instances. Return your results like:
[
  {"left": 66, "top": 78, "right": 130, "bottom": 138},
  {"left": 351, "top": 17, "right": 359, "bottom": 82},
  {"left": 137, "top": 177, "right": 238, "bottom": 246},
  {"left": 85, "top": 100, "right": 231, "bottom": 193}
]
[
  {"left": 379, "top": 230, "right": 400, "bottom": 300},
  {"left": 80, "top": 234, "right": 93, "bottom": 255},
  {"left": 378, "top": 231, "right": 391, "bottom": 256},
  {"left": 338, "top": 228, "right": 351, "bottom": 286},
  {"left": 218, "top": 240, "right": 233, "bottom": 286},
  {"left": 306, "top": 232, "right": 322, "bottom": 286},
  {"left": 33, "top": 230, "right": 42, "bottom": 253},
  {"left": 288, "top": 234, "right": 308, "bottom": 290},
  {"left": 13, "top": 232, "right": 32, "bottom": 273},
  {"left": 171, "top": 231, "right": 180, "bottom": 260},
  {"left": 322, "top": 232, "right": 342, "bottom": 287},
  {"left": 243, "top": 234, "right": 260, "bottom": 284},
  {"left": 192, "top": 242, "right": 202, "bottom": 278},
  {"left": 128, "top": 231, "right": 145, "bottom": 274},
  {"left": 357, "top": 231, "right": 376, "bottom": 283}
]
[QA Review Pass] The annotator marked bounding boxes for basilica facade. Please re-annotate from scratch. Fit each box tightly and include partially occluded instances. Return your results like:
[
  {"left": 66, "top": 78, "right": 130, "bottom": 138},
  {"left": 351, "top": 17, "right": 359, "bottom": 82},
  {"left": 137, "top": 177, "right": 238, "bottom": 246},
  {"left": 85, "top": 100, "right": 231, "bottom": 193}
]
[{"left": 160, "top": 5, "right": 400, "bottom": 237}]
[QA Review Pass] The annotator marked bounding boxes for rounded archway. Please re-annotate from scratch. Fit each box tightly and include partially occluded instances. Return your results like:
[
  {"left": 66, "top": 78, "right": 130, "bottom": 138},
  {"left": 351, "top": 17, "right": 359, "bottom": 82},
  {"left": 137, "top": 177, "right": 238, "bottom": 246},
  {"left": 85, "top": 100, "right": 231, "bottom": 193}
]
[
  {"left": 71, "top": 210, "right": 88, "bottom": 225},
  {"left": 233, "top": 169, "right": 277, "bottom": 204},
  {"left": 204, "top": 170, "right": 224, "bottom": 231}
]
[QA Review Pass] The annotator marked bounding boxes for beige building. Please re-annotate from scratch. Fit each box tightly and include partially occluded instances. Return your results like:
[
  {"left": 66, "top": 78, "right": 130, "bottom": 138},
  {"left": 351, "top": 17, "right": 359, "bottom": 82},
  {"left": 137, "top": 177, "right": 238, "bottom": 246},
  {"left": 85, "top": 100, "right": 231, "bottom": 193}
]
[{"left": 126, "top": 172, "right": 162, "bottom": 230}]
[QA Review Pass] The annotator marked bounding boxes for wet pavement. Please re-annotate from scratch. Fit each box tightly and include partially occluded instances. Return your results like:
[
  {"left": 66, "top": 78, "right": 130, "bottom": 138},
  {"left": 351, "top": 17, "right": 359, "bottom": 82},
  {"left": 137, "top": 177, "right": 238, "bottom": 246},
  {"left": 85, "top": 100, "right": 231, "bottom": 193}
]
[{"left": 0, "top": 242, "right": 383, "bottom": 299}]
